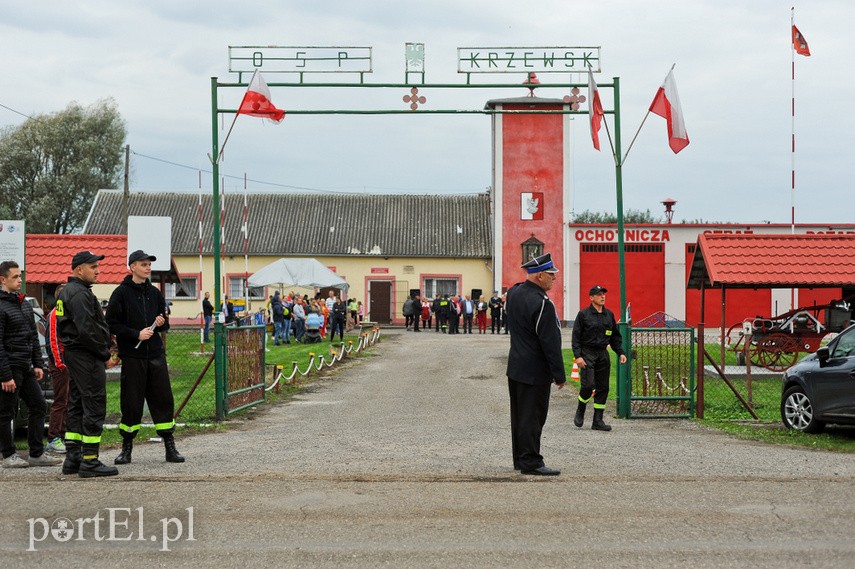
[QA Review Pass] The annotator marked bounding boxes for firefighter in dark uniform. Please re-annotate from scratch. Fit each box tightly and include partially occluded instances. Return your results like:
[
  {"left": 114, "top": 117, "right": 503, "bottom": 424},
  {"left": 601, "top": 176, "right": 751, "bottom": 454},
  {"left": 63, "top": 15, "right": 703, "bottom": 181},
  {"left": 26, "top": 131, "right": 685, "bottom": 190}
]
[
  {"left": 106, "top": 250, "right": 184, "bottom": 465},
  {"left": 505, "top": 253, "right": 566, "bottom": 476},
  {"left": 571, "top": 285, "right": 627, "bottom": 431},
  {"left": 57, "top": 251, "right": 119, "bottom": 477}
]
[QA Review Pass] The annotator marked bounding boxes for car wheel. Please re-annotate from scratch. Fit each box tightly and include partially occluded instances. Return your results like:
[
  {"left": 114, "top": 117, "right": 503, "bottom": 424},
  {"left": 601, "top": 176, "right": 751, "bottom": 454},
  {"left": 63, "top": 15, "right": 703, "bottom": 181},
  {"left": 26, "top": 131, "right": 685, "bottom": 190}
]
[{"left": 781, "top": 386, "right": 824, "bottom": 433}]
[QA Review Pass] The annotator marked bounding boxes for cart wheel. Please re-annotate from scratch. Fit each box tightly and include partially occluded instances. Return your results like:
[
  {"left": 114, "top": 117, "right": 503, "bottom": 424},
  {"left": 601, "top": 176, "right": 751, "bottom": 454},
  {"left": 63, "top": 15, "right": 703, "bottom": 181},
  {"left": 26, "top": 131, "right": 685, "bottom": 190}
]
[{"left": 756, "top": 333, "right": 799, "bottom": 371}]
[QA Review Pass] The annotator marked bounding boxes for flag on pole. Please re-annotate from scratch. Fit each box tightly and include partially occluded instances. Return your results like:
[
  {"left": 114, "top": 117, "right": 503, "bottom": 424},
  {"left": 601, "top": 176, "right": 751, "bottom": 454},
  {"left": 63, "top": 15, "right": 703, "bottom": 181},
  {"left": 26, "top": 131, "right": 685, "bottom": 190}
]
[
  {"left": 792, "top": 25, "right": 811, "bottom": 56},
  {"left": 237, "top": 70, "right": 285, "bottom": 123},
  {"left": 649, "top": 68, "right": 689, "bottom": 154},
  {"left": 587, "top": 68, "right": 604, "bottom": 151}
]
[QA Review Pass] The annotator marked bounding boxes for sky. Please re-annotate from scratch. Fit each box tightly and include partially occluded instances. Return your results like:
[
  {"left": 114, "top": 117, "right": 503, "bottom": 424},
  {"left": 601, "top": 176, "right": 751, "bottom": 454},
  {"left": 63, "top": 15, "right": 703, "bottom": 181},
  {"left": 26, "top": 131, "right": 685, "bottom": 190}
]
[{"left": 1, "top": 0, "right": 851, "bottom": 225}]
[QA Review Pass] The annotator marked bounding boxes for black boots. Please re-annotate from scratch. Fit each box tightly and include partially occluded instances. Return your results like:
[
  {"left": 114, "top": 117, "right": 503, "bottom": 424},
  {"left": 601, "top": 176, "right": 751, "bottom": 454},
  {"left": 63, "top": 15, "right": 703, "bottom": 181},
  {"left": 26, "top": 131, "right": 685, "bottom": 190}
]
[
  {"left": 79, "top": 458, "right": 119, "bottom": 478},
  {"left": 62, "top": 443, "right": 82, "bottom": 475},
  {"left": 114, "top": 437, "right": 133, "bottom": 465},
  {"left": 573, "top": 401, "right": 587, "bottom": 428},
  {"left": 592, "top": 408, "right": 612, "bottom": 432},
  {"left": 163, "top": 434, "right": 185, "bottom": 463}
]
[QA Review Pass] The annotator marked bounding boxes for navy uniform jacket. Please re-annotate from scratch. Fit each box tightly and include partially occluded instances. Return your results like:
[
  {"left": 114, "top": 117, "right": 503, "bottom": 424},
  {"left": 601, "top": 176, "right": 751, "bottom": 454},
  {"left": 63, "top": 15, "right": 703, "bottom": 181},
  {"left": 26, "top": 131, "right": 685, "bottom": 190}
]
[
  {"left": 571, "top": 305, "right": 625, "bottom": 359},
  {"left": 505, "top": 280, "right": 566, "bottom": 386}
]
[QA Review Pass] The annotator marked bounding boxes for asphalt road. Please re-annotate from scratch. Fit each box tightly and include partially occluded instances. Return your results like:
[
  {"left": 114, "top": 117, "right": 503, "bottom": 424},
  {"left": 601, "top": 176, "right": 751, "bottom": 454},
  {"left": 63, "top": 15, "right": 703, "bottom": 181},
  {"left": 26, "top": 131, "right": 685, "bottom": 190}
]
[{"left": 2, "top": 328, "right": 854, "bottom": 568}]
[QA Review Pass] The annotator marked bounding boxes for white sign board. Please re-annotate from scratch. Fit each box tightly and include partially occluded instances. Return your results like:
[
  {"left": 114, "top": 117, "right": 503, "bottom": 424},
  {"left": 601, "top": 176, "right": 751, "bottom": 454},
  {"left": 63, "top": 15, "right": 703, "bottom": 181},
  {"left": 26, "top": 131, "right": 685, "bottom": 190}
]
[
  {"left": 229, "top": 46, "right": 373, "bottom": 74},
  {"left": 127, "top": 216, "right": 171, "bottom": 272},
  {"left": 458, "top": 47, "right": 600, "bottom": 73},
  {"left": 0, "top": 220, "right": 25, "bottom": 269}
]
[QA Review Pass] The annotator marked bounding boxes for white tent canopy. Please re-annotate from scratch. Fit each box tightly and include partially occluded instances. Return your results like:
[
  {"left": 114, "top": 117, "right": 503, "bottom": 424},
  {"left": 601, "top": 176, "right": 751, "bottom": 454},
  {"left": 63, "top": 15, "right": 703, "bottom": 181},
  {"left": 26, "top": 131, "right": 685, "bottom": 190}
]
[{"left": 247, "top": 258, "right": 349, "bottom": 292}]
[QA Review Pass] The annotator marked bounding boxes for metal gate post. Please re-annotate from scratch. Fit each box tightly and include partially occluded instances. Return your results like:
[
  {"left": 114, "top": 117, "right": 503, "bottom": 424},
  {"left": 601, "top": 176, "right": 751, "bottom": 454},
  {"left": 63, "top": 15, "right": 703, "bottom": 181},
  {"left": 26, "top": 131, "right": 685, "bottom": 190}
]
[
  {"left": 214, "top": 321, "right": 226, "bottom": 421},
  {"left": 617, "top": 321, "right": 631, "bottom": 418}
]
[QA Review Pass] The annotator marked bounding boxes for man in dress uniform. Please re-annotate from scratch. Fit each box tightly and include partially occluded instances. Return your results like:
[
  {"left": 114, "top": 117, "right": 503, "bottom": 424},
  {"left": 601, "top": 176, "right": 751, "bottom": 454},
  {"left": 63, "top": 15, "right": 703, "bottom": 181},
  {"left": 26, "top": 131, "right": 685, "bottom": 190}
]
[
  {"left": 505, "top": 253, "right": 566, "bottom": 476},
  {"left": 571, "top": 285, "right": 627, "bottom": 431}
]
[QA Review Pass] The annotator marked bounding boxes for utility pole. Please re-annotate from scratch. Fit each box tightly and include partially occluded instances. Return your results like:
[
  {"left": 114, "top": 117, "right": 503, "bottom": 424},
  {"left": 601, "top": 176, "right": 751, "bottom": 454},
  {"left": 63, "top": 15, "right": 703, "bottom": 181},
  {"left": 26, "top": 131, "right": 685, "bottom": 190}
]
[{"left": 121, "top": 144, "right": 130, "bottom": 234}]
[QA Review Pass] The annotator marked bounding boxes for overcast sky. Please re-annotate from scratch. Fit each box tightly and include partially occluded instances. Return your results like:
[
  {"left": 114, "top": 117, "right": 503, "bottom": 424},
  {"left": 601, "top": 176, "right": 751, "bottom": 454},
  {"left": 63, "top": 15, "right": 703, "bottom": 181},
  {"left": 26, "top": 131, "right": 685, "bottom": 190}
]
[{"left": 1, "top": 1, "right": 850, "bottom": 225}]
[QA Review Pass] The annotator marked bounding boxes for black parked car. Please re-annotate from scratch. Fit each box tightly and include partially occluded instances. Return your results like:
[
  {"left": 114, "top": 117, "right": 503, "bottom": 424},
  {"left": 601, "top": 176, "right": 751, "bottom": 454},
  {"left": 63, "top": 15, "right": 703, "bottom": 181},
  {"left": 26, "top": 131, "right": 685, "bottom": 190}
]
[{"left": 781, "top": 322, "right": 855, "bottom": 433}]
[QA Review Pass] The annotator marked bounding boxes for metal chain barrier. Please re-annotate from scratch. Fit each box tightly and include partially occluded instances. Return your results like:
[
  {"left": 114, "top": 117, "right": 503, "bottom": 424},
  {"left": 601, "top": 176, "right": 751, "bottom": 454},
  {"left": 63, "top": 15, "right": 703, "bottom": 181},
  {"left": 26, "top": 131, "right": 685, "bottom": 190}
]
[{"left": 265, "top": 327, "right": 382, "bottom": 392}]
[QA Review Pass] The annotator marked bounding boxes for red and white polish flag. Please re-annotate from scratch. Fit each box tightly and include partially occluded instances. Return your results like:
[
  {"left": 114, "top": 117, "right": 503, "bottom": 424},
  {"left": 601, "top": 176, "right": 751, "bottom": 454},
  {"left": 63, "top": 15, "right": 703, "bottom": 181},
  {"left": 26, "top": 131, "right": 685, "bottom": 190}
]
[
  {"left": 237, "top": 70, "right": 285, "bottom": 123},
  {"left": 520, "top": 192, "right": 544, "bottom": 220},
  {"left": 649, "top": 69, "right": 689, "bottom": 154},
  {"left": 587, "top": 68, "right": 604, "bottom": 151}
]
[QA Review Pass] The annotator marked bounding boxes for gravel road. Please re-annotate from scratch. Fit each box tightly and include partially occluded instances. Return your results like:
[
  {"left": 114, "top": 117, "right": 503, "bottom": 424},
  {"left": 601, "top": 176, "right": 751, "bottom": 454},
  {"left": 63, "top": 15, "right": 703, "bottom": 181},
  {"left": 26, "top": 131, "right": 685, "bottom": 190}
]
[{"left": 2, "top": 328, "right": 854, "bottom": 567}]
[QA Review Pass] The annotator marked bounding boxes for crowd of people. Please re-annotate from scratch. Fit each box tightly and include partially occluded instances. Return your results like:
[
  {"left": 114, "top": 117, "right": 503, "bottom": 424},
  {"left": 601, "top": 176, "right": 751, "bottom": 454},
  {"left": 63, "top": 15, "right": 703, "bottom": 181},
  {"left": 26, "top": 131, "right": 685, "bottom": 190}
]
[
  {"left": 402, "top": 291, "right": 507, "bottom": 335},
  {"left": 265, "top": 289, "right": 362, "bottom": 344}
]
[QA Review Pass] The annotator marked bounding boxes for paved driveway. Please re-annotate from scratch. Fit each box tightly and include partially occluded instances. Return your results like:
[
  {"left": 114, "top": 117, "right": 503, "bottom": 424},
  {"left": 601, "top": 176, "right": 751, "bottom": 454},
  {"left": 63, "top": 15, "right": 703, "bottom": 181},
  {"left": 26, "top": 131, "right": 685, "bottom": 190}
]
[{"left": 2, "top": 328, "right": 854, "bottom": 567}]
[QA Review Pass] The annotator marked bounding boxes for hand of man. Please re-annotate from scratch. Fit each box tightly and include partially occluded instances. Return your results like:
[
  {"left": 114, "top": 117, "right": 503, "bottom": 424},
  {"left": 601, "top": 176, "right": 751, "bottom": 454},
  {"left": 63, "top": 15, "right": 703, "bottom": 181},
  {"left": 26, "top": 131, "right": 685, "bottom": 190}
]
[
  {"left": 139, "top": 327, "right": 155, "bottom": 341},
  {"left": 553, "top": 380, "right": 564, "bottom": 390},
  {"left": 154, "top": 315, "right": 166, "bottom": 327},
  {"left": 619, "top": 354, "right": 628, "bottom": 364},
  {"left": 575, "top": 357, "right": 587, "bottom": 369},
  {"left": 1, "top": 379, "right": 15, "bottom": 393},
  {"left": 34, "top": 368, "right": 43, "bottom": 381}
]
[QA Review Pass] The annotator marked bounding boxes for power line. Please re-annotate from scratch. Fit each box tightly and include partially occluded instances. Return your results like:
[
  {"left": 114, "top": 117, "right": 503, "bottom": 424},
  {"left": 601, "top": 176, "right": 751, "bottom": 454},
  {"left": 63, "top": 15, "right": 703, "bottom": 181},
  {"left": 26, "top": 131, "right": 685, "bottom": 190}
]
[{"left": 2, "top": 100, "right": 485, "bottom": 195}]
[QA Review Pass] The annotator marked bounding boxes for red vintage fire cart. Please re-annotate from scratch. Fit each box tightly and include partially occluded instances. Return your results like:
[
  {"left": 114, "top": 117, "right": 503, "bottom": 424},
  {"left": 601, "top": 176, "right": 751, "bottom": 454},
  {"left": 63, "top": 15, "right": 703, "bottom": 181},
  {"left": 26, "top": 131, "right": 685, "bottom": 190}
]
[{"left": 726, "top": 297, "right": 853, "bottom": 371}]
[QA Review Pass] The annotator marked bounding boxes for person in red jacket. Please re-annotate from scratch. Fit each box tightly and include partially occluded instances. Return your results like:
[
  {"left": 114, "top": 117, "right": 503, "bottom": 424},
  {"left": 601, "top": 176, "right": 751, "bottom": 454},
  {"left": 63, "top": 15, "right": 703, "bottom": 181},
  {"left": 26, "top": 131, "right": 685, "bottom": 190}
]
[{"left": 45, "top": 283, "right": 69, "bottom": 453}]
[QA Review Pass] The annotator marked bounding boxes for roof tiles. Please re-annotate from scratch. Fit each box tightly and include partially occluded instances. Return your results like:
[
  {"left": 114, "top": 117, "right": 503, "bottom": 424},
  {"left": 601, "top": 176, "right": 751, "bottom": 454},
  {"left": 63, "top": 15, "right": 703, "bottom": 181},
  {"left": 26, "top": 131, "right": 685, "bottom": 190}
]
[
  {"left": 687, "top": 233, "right": 855, "bottom": 289},
  {"left": 26, "top": 234, "right": 128, "bottom": 284},
  {"left": 84, "top": 191, "right": 493, "bottom": 258}
]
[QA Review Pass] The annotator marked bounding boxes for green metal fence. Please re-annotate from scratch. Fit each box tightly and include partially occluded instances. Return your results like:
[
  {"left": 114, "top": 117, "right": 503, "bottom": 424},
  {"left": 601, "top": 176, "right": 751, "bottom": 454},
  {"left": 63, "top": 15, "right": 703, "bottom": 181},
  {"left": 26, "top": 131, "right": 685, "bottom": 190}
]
[{"left": 627, "top": 327, "right": 695, "bottom": 418}]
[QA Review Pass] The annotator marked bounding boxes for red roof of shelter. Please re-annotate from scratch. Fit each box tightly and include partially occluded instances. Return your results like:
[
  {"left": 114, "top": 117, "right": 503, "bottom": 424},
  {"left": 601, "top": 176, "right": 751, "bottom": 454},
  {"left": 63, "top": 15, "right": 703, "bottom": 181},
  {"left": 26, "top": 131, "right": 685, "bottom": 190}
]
[
  {"left": 26, "top": 234, "right": 129, "bottom": 284},
  {"left": 687, "top": 233, "right": 855, "bottom": 289}
]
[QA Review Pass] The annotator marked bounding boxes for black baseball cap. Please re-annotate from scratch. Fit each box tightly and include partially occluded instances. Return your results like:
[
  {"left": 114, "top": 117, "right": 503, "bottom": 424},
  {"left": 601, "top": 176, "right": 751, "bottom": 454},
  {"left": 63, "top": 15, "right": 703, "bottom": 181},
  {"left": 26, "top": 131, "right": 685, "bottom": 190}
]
[
  {"left": 128, "top": 250, "right": 157, "bottom": 264},
  {"left": 589, "top": 285, "right": 608, "bottom": 295},
  {"left": 71, "top": 251, "right": 105, "bottom": 269}
]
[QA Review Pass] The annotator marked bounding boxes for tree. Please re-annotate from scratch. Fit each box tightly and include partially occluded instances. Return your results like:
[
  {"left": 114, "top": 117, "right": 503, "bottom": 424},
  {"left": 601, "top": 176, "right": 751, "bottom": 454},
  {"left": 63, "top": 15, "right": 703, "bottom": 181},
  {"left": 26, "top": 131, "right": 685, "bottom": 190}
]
[
  {"left": 572, "top": 208, "right": 662, "bottom": 224},
  {"left": 0, "top": 99, "right": 126, "bottom": 233}
]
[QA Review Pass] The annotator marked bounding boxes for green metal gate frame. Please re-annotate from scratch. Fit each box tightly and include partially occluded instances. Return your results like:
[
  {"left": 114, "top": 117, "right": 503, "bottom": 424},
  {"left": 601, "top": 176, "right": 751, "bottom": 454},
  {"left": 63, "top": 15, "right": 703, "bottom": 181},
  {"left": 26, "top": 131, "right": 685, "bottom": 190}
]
[
  {"left": 214, "top": 322, "right": 266, "bottom": 419},
  {"left": 622, "top": 326, "right": 695, "bottom": 418},
  {"left": 209, "top": 54, "right": 635, "bottom": 411}
]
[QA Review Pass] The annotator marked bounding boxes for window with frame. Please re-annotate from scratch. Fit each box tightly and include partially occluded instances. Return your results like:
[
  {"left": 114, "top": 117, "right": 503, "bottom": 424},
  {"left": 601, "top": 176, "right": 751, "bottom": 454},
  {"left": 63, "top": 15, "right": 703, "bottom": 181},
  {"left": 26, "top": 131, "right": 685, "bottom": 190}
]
[
  {"left": 165, "top": 277, "right": 198, "bottom": 300},
  {"left": 424, "top": 278, "right": 458, "bottom": 298},
  {"left": 228, "top": 276, "right": 264, "bottom": 300}
]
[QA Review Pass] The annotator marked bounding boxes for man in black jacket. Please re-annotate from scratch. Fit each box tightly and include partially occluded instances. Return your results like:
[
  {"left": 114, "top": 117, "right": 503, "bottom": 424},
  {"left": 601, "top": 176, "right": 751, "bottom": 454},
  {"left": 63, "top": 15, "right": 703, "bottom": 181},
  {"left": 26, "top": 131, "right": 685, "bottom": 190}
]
[
  {"left": 505, "top": 253, "right": 566, "bottom": 476},
  {"left": 57, "top": 251, "right": 119, "bottom": 477},
  {"left": 0, "top": 261, "right": 62, "bottom": 469},
  {"left": 571, "top": 285, "right": 627, "bottom": 431},
  {"left": 106, "top": 250, "right": 184, "bottom": 465}
]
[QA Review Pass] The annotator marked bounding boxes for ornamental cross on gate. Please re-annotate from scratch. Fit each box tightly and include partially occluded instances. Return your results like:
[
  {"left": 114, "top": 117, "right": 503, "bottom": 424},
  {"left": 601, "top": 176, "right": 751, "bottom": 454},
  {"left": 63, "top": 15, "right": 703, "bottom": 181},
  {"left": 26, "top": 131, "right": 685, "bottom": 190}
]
[
  {"left": 403, "top": 87, "right": 426, "bottom": 110},
  {"left": 563, "top": 87, "right": 586, "bottom": 110}
]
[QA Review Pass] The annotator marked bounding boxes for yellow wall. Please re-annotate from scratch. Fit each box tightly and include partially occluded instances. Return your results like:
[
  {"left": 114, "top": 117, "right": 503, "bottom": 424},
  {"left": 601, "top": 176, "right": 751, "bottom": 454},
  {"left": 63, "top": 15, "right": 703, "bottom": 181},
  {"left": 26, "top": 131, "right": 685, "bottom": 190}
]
[{"left": 158, "top": 255, "right": 494, "bottom": 321}]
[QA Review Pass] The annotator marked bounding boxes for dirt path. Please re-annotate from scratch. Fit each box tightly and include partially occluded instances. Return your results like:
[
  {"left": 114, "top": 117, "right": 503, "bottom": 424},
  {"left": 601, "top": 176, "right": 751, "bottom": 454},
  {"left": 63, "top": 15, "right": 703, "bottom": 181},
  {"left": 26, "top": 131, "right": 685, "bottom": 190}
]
[{"left": 2, "top": 328, "right": 854, "bottom": 567}]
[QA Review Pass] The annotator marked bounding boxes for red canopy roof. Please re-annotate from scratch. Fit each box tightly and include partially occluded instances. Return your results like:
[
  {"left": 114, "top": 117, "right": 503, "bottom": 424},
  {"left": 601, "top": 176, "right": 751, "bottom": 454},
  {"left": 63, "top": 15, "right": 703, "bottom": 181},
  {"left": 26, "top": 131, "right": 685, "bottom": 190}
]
[
  {"left": 26, "top": 234, "right": 128, "bottom": 284},
  {"left": 687, "top": 233, "right": 855, "bottom": 289}
]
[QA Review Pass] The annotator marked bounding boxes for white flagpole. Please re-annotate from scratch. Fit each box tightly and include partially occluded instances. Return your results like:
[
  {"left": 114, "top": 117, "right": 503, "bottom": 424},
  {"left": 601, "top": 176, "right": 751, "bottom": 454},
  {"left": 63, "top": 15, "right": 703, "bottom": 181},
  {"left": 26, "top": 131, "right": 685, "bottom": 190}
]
[
  {"left": 198, "top": 170, "right": 205, "bottom": 351},
  {"left": 790, "top": 7, "right": 796, "bottom": 235},
  {"left": 243, "top": 173, "right": 250, "bottom": 317}
]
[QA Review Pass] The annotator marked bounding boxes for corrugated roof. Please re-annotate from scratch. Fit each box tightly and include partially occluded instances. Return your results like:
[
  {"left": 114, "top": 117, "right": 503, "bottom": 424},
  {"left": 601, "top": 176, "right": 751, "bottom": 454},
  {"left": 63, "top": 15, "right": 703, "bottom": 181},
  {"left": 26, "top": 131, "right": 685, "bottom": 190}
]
[
  {"left": 687, "top": 233, "right": 855, "bottom": 289},
  {"left": 26, "top": 234, "right": 128, "bottom": 283},
  {"left": 84, "top": 191, "right": 493, "bottom": 258}
]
